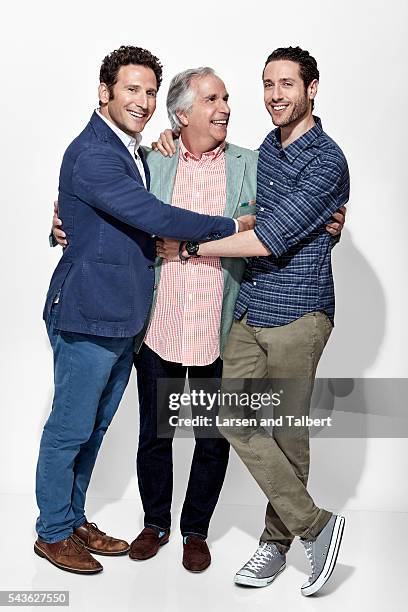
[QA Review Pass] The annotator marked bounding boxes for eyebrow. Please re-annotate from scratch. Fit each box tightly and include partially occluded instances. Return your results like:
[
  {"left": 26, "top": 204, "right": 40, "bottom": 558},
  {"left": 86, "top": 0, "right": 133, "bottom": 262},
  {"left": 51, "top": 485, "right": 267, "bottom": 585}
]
[
  {"left": 125, "top": 83, "right": 157, "bottom": 91},
  {"left": 263, "top": 78, "right": 296, "bottom": 84},
  {"left": 203, "top": 92, "right": 229, "bottom": 100}
]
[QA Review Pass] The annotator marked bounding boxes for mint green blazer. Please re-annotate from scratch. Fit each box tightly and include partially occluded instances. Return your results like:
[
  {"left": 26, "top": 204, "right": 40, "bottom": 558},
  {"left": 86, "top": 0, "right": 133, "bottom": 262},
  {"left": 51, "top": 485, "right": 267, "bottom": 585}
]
[{"left": 141, "top": 141, "right": 258, "bottom": 358}]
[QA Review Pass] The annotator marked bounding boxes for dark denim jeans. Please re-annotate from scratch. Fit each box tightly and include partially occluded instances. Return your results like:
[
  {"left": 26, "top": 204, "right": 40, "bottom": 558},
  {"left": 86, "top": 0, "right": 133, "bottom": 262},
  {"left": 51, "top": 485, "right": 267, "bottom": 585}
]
[
  {"left": 134, "top": 343, "right": 230, "bottom": 539},
  {"left": 35, "top": 302, "right": 134, "bottom": 543}
]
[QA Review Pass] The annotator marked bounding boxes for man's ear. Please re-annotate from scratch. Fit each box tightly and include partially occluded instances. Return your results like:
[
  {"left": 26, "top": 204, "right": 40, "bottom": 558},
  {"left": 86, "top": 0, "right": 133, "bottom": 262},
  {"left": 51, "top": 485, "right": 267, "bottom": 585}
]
[
  {"left": 308, "top": 79, "right": 319, "bottom": 103},
  {"left": 176, "top": 110, "right": 189, "bottom": 127},
  {"left": 98, "top": 83, "right": 110, "bottom": 106}
]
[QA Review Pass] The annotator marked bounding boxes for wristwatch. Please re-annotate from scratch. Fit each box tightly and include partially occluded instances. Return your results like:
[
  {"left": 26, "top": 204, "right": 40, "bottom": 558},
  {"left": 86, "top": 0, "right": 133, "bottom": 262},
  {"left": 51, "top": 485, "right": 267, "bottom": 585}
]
[
  {"left": 185, "top": 241, "right": 201, "bottom": 257},
  {"left": 179, "top": 241, "right": 200, "bottom": 261}
]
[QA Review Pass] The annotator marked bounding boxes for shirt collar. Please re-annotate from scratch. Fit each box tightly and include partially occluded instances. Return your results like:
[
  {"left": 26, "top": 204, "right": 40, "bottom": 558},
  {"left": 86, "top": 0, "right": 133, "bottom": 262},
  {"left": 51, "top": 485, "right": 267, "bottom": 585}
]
[
  {"left": 179, "top": 136, "right": 225, "bottom": 161},
  {"left": 269, "top": 116, "right": 322, "bottom": 163},
  {"left": 96, "top": 108, "right": 142, "bottom": 152}
]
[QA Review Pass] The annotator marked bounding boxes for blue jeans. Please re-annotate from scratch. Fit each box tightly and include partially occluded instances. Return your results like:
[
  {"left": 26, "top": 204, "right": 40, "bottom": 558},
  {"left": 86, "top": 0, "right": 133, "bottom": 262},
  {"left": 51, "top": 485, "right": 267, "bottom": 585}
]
[
  {"left": 35, "top": 302, "right": 134, "bottom": 543},
  {"left": 134, "top": 343, "right": 230, "bottom": 539}
]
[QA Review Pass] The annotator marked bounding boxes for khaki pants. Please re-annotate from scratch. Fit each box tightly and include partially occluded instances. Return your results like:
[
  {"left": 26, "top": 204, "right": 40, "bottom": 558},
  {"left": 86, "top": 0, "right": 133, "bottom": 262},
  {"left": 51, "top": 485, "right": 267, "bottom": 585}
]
[{"left": 220, "top": 311, "right": 333, "bottom": 553}]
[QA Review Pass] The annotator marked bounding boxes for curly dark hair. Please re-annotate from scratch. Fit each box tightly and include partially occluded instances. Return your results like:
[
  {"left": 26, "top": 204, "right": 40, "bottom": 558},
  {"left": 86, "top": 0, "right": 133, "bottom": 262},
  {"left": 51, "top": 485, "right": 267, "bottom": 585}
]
[
  {"left": 99, "top": 45, "right": 163, "bottom": 98},
  {"left": 263, "top": 46, "right": 319, "bottom": 109}
]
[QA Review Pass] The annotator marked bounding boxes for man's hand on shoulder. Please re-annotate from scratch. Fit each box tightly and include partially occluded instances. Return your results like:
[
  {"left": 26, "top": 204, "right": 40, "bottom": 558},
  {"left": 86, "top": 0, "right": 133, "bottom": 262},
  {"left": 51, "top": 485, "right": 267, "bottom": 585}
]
[{"left": 151, "top": 129, "right": 178, "bottom": 157}]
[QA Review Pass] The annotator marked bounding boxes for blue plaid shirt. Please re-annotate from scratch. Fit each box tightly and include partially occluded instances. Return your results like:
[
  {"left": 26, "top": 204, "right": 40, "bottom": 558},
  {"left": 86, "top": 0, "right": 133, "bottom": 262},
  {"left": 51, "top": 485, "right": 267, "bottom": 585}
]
[{"left": 234, "top": 117, "right": 349, "bottom": 327}]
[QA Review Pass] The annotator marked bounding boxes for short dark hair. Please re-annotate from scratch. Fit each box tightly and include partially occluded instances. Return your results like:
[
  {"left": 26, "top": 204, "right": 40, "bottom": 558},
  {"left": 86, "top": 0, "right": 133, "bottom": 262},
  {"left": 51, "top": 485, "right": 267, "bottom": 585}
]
[
  {"left": 263, "top": 46, "right": 319, "bottom": 109},
  {"left": 99, "top": 45, "right": 163, "bottom": 97}
]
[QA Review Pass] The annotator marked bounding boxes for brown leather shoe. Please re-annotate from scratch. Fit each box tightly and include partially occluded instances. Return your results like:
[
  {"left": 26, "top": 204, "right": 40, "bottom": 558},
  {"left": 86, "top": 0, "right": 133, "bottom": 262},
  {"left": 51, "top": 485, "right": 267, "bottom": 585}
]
[
  {"left": 182, "top": 536, "right": 211, "bottom": 572},
  {"left": 34, "top": 535, "right": 103, "bottom": 574},
  {"left": 129, "top": 527, "right": 169, "bottom": 560},
  {"left": 73, "top": 521, "right": 130, "bottom": 556}
]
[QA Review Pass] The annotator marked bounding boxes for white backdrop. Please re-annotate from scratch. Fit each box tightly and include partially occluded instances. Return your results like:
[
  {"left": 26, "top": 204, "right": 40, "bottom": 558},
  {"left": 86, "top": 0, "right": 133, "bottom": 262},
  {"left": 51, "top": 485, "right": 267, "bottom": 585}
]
[{"left": 0, "top": 0, "right": 407, "bottom": 516}]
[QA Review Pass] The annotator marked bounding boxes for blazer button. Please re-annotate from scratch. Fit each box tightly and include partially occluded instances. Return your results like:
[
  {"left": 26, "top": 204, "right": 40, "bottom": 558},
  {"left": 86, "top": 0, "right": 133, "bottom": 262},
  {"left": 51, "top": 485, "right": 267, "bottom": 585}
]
[{"left": 148, "top": 264, "right": 154, "bottom": 269}]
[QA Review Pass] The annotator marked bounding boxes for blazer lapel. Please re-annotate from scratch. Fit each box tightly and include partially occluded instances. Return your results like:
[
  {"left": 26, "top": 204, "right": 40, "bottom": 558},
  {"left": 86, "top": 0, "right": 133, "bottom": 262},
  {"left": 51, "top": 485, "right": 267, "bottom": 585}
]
[
  {"left": 225, "top": 143, "right": 245, "bottom": 218},
  {"left": 159, "top": 141, "right": 180, "bottom": 203},
  {"left": 90, "top": 111, "right": 147, "bottom": 187},
  {"left": 148, "top": 140, "right": 245, "bottom": 213}
]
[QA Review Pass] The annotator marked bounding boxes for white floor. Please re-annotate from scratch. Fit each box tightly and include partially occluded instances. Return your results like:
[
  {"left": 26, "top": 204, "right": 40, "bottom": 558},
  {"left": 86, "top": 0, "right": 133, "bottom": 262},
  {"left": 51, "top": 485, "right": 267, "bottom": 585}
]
[
  {"left": 1, "top": 493, "right": 406, "bottom": 612},
  {"left": 0, "top": 495, "right": 408, "bottom": 612}
]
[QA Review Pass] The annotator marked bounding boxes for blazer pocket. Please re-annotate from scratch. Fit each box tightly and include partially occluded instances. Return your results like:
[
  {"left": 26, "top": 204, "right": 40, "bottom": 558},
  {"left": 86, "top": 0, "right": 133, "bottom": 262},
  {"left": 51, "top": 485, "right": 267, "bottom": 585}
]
[
  {"left": 43, "top": 261, "right": 73, "bottom": 321},
  {"left": 79, "top": 261, "right": 132, "bottom": 322}
]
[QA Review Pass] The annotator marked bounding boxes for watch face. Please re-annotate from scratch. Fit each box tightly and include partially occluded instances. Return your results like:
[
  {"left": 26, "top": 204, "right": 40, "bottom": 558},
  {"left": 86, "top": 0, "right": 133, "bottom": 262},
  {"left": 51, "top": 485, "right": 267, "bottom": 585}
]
[{"left": 186, "top": 242, "right": 199, "bottom": 256}]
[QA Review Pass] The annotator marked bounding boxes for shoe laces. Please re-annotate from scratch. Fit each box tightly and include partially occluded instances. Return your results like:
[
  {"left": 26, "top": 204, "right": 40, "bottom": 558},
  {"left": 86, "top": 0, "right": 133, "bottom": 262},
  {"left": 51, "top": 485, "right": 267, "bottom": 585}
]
[
  {"left": 302, "top": 540, "right": 316, "bottom": 576},
  {"left": 243, "top": 543, "right": 278, "bottom": 572},
  {"left": 87, "top": 522, "right": 106, "bottom": 536},
  {"left": 66, "top": 534, "right": 86, "bottom": 554}
]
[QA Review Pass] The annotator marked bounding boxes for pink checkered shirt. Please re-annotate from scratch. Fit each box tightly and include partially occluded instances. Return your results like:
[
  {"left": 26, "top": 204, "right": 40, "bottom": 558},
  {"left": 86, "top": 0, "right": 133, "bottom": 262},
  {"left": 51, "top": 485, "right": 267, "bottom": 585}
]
[{"left": 145, "top": 138, "right": 226, "bottom": 366}]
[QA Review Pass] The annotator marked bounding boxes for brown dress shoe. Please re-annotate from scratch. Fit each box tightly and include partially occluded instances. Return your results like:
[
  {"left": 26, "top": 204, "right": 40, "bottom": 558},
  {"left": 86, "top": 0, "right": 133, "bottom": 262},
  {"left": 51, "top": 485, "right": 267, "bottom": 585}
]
[
  {"left": 73, "top": 521, "right": 130, "bottom": 556},
  {"left": 182, "top": 536, "right": 211, "bottom": 572},
  {"left": 34, "top": 535, "right": 103, "bottom": 574},
  {"left": 129, "top": 527, "right": 169, "bottom": 560}
]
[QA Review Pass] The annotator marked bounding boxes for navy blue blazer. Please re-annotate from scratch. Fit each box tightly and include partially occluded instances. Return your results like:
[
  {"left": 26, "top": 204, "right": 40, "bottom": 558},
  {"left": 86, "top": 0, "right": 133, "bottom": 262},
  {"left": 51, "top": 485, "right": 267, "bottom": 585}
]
[{"left": 43, "top": 112, "right": 235, "bottom": 337}]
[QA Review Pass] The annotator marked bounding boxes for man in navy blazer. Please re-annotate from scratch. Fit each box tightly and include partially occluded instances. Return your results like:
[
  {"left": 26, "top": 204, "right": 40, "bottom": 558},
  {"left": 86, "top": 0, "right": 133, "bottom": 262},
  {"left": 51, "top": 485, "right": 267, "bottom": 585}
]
[{"left": 34, "top": 45, "right": 251, "bottom": 575}]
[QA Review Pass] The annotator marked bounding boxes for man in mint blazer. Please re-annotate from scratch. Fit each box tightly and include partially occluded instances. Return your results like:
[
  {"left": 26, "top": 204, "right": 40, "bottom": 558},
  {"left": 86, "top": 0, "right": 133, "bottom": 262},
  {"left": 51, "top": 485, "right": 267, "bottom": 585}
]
[{"left": 130, "top": 68, "right": 258, "bottom": 572}]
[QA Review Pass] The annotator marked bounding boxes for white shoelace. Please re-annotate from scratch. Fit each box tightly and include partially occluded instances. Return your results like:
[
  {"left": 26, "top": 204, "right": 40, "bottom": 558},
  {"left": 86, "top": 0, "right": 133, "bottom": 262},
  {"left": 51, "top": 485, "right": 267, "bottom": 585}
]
[
  {"left": 303, "top": 541, "right": 316, "bottom": 576},
  {"left": 243, "top": 543, "right": 277, "bottom": 572}
]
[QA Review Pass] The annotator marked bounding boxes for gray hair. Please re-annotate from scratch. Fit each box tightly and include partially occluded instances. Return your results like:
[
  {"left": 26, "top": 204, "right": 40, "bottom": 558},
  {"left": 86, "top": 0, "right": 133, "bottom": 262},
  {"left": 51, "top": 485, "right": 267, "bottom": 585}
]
[{"left": 166, "top": 67, "right": 216, "bottom": 132}]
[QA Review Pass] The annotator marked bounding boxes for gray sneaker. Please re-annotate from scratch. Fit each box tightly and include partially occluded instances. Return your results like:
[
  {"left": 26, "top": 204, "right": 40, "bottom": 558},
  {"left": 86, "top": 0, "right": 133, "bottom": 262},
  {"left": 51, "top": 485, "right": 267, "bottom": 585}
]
[
  {"left": 234, "top": 542, "right": 286, "bottom": 587},
  {"left": 300, "top": 514, "right": 345, "bottom": 596}
]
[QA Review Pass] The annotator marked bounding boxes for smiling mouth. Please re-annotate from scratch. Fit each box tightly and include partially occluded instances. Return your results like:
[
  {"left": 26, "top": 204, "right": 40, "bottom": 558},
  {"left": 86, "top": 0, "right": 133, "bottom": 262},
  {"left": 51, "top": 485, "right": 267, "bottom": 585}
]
[
  {"left": 272, "top": 104, "right": 289, "bottom": 112},
  {"left": 127, "top": 109, "right": 146, "bottom": 120},
  {"left": 211, "top": 119, "right": 228, "bottom": 127}
]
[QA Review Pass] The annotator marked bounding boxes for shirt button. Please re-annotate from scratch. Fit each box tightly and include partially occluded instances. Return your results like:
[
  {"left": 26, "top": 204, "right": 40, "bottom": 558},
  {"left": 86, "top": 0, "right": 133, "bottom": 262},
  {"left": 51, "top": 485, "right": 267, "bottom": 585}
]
[
  {"left": 189, "top": 294, "right": 193, "bottom": 301},
  {"left": 269, "top": 181, "right": 274, "bottom": 186},
  {"left": 196, "top": 192, "right": 200, "bottom": 197},
  {"left": 253, "top": 281, "right": 257, "bottom": 286},
  {"left": 260, "top": 207, "right": 265, "bottom": 211}
]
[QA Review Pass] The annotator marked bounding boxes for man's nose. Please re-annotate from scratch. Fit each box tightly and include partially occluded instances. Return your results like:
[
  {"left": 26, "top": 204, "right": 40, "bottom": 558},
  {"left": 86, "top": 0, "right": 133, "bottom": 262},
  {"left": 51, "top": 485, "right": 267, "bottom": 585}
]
[
  {"left": 218, "top": 99, "right": 230, "bottom": 114},
  {"left": 135, "top": 91, "right": 148, "bottom": 109},
  {"left": 271, "top": 84, "right": 283, "bottom": 101}
]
